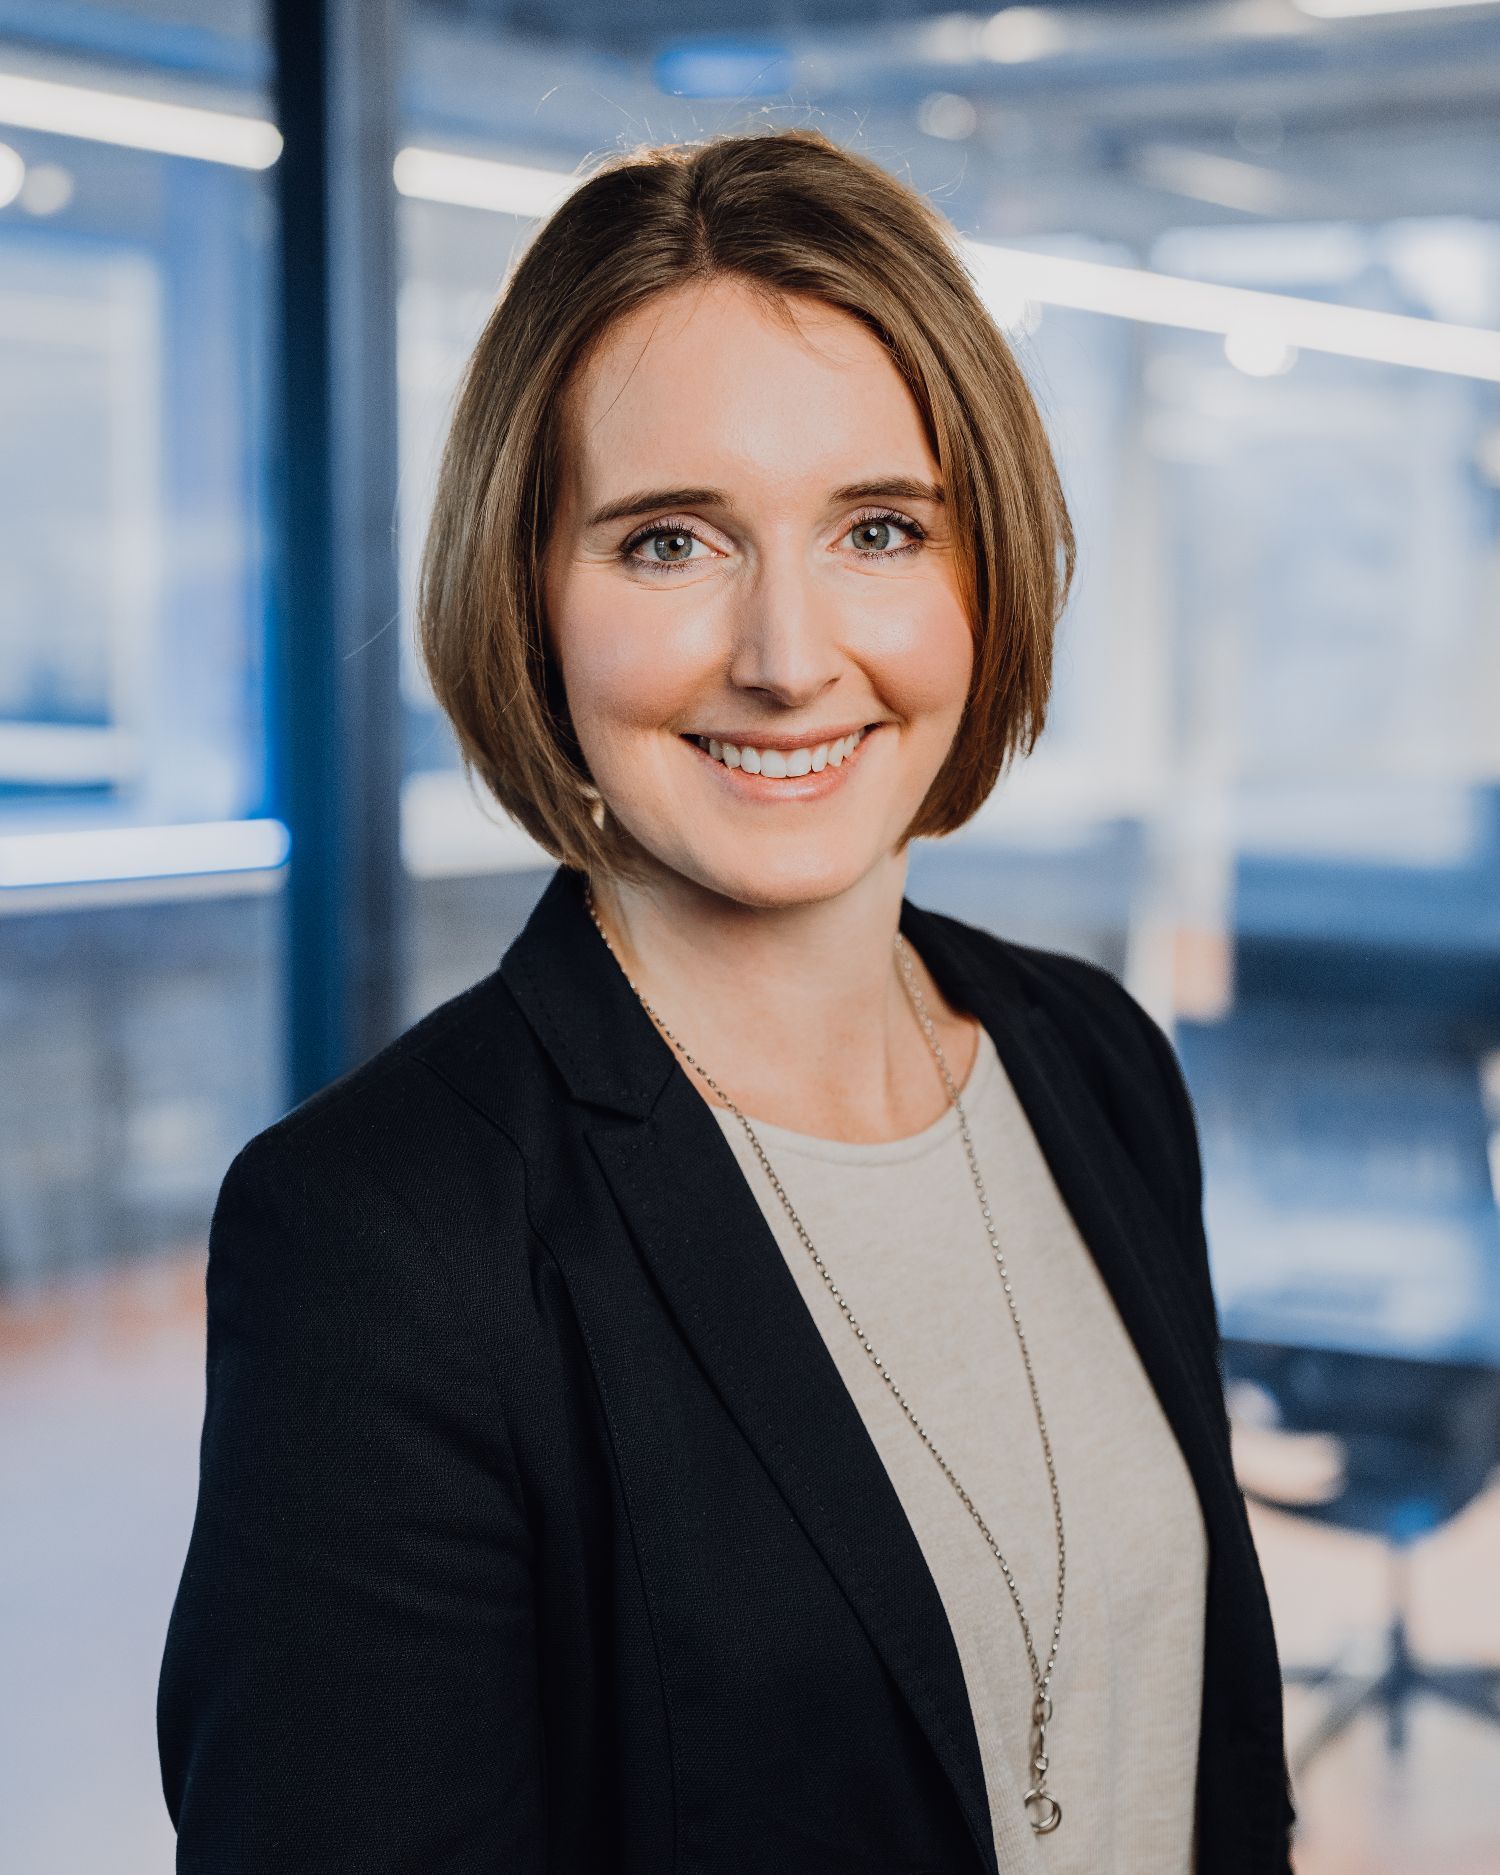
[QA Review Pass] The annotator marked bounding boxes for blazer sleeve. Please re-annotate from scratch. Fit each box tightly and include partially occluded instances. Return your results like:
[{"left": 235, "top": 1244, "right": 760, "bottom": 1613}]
[
  {"left": 1077, "top": 966, "right": 1303, "bottom": 1862},
  {"left": 157, "top": 1125, "right": 547, "bottom": 1871},
  {"left": 1120, "top": 993, "right": 1230, "bottom": 1387}
]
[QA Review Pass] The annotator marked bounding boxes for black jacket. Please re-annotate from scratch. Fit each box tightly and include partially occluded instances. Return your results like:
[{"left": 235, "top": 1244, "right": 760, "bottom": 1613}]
[{"left": 159, "top": 862, "right": 1297, "bottom": 1873}]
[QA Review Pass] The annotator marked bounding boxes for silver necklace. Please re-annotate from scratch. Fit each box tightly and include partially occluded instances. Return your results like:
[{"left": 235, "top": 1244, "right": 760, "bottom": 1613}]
[{"left": 584, "top": 884, "right": 1066, "bottom": 1836}]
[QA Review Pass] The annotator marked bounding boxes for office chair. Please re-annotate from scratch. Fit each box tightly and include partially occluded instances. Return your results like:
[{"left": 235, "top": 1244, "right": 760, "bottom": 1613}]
[{"left": 1222, "top": 1339, "right": 1500, "bottom": 1776}]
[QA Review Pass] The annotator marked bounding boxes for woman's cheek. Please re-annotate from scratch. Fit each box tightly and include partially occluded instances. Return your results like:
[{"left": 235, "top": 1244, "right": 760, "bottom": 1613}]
[
  {"left": 558, "top": 579, "right": 712, "bottom": 751},
  {"left": 859, "top": 590, "right": 974, "bottom": 721}
]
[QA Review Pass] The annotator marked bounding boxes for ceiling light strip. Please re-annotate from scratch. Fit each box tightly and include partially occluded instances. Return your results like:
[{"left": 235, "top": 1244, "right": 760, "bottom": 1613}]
[
  {"left": 964, "top": 239, "right": 1500, "bottom": 382},
  {"left": 392, "top": 146, "right": 579, "bottom": 217},
  {"left": 390, "top": 150, "right": 1500, "bottom": 383},
  {"left": 0, "top": 818, "right": 290, "bottom": 889},
  {"left": 0, "top": 71, "right": 280, "bottom": 168},
  {"left": 0, "top": 64, "right": 1492, "bottom": 383}
]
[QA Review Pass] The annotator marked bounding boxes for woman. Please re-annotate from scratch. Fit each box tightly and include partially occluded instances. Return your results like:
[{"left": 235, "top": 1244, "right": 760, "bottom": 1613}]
[{"left": 158, "top": 128, "right": 1297, "bottom": 1873}]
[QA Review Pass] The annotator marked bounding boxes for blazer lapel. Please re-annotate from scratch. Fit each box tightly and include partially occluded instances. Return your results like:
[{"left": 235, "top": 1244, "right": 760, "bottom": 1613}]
[
  {"left": 586, "top": 1075, "right": 1007, "bottom": 1872},
  {"left": 900, "top": 896, "right": 1267, "bottom": 1615},
  {"left": 948, "top": 938, "right": 1253, "bottom": 1557},
  {"left": 496, "top": 866, "right": 1257, "bottom": 1873}
]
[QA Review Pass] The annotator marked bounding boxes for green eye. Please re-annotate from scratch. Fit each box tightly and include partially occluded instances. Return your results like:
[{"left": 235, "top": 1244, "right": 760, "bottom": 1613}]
[
  {"left": 620, "top": 521, "right": 716, "bottom": 572},
  {"left": 847, "top": 511, "right": 924, "bottom": 556}
]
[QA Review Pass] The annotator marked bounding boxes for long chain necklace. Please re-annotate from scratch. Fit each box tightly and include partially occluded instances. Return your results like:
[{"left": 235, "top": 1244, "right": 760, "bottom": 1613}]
[{"left": 584, "top": 885, "right": 1068, "bottom": 1834}]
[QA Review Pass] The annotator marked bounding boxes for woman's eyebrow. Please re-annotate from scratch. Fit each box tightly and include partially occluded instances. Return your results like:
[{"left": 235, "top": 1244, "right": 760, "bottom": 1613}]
[
  {"left": 586, "top": 487, "right": 726, "bottom": 527},
  {"left": 831, "top": 476, "right": 945, "bottom": 509},
  {"left": 585, "top": 475, "right": 945, "bottom": 529}
]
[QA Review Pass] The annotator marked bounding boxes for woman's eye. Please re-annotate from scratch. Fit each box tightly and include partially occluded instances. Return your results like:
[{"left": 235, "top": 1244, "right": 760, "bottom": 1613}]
[
  {"left": 625, "top": 527, "right": 712, "bottom": 569},
  {"left": 622, "top": 513, "right": 922, "bottom": 570},
  {"left": 846, "top": 514, "right": 921, "bottom": 555}
]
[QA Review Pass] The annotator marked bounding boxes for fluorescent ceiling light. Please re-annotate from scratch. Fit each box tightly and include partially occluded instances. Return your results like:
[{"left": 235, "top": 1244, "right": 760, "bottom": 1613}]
[
  {"left": 1295, "top": 0, "right": 1498, "bottom": 14},
  {"left": 1130, "top": 145, "right": 1295, "bottom": 217},
  {"left": 0, "top": 71, "right": 280, "bottom": 168},
  {"left": 0, "top": 818, "right": 290, "bottom": 889},
  {"left": 0, "top": 138, "right": 23, "bottom": 207},
  {"left": 978, "top": 7, "right": 1070, "bottom": 61},
  {"left": 2, "top": 71, "right": 1491, "bottom": 386},
  {"left": 965, "top": 239, "right": 1500, "bottom": 381},
  {"left": 1224, "top": 329, "right": 1299, "bottom": 375},
  {"left": 393, "top": 146, "right": 578, "bottom": 217},
  {"left": 388, "top": 150, "right": 1500, "bottom": 383}
]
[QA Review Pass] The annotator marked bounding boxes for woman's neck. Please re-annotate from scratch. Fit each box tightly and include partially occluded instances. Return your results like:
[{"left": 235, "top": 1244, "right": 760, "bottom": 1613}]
[{"left": 588, "top": 856, "right": 979, "bottom": 1143}]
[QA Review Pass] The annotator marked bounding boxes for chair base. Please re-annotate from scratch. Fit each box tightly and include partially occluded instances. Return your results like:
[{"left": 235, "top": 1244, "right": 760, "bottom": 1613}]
[{"left": 1284, "top": 1626, "right": 1500, "bottom": 1774}]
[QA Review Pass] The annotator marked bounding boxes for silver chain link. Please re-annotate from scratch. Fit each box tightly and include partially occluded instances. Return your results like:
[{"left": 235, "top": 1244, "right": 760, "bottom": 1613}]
[{"left": 583, "top": 883, "right": 1066, "bottom": 1835}]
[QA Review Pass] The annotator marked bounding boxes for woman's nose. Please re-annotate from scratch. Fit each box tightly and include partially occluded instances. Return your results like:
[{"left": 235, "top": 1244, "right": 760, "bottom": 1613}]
[{"left": 725, "top": 555, "right": 844, "bottom": 706}]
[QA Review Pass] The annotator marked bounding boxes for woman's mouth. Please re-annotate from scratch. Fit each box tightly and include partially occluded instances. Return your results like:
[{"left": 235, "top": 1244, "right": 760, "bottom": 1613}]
[
  {"left": 687, "top": 725, "right": 869, "bottom": 777},
  {"left": 678, "top": 724, "right": 881, "bottom": 800}
]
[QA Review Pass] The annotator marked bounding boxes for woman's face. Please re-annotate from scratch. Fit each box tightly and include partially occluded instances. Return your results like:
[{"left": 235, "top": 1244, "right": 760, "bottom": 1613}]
[{"left": 542, "top": 276, "right": 974, "bottom": 910}]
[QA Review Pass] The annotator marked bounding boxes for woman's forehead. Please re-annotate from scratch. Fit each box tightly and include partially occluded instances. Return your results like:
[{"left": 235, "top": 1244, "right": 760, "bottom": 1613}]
[{"left": 559, "top": 281, "right": 935, "bottom": 507}]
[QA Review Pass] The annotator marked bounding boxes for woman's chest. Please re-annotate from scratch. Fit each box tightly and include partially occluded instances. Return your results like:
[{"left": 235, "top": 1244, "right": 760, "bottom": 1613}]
[{"left": 712, "top": 1072, "right": 1210, "bottom": 1873}]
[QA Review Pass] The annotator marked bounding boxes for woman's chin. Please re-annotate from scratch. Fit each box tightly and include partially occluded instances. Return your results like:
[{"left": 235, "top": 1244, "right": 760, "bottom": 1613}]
[{"left": 649, "top": 832, "right": 894, "bottom": 913}]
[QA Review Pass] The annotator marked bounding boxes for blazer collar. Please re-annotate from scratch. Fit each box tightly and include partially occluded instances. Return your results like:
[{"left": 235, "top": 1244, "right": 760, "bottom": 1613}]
[
  {"left": 490, "top": 865, "right": 1264, "bottom": 1875},
  {"left": 496, "top": 862, "right": 1030, "bottom": 1122}
]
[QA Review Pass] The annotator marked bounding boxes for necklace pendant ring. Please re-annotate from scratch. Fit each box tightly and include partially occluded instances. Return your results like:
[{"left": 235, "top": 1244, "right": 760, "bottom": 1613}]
[{"left": 1023, "top": 1789, "right": 1062, "bottom": 1834}]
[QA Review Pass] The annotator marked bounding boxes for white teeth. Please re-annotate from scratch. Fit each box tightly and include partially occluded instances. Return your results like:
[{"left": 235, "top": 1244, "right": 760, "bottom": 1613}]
[{"left": 693, "top": 728, "right": 868, "bottom": 775}]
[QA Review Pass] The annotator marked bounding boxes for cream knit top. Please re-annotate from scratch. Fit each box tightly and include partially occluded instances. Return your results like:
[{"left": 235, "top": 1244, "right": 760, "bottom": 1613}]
[{"left": 710, "top": 1020, "right": 1207, "bottom": 1875}]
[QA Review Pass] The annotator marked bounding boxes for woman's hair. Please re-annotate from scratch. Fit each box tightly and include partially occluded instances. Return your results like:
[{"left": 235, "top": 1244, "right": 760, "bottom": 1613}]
[{"left": 417, "top": 125, "right": 1075, "bottom": 882}]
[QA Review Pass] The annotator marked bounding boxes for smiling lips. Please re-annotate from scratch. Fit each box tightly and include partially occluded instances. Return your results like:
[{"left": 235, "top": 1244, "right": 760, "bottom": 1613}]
[{"left": 689, "top": 725, "right": 869, "bottom": 778}]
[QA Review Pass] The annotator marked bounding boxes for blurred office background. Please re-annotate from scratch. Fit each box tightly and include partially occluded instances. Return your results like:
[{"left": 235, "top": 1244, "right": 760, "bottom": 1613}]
[{"left": 2, "top": 0, "right": 1499, "bottom": 1868}]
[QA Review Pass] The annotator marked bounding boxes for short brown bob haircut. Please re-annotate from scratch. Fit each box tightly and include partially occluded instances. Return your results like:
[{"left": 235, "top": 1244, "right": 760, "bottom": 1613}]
[{"left": 417, "top": 125, "right": 1075, "bottom": 884}]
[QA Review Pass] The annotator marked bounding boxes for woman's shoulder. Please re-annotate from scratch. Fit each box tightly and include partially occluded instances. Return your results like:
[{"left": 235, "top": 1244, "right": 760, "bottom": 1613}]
[
  {"left": 214, "top": 964, "right": 550, "bottom": 1286},
  {"left": 908, "top": 900, "right": 1204, "bottom": 1221},
  {"left": 911, "top": 901, "right": 1189, "bottom": 1104},
  {"left": 203, "top": 968, "right": 559, "bottom": 1412},
  {"left": 915, "top": 902, "right": 1226, "bottom": 1375},
  {"left": 236, "top": 963, "right": 538, "bottom": 1162}
]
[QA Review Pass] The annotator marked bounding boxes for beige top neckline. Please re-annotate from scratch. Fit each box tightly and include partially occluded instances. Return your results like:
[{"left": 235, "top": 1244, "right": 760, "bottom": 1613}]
[{"left": 716, "top": 1017, "right": 992, "bottom": 1167}]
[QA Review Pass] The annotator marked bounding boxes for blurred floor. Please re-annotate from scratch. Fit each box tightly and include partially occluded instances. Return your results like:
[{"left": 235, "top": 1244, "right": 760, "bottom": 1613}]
[
  {"left": 1, "top": 1254, "right": 1498, "bottom": 1873},
  {"left": 0, "top": 1252, "right": 206, "bottom": 1875},
  {"left": 1250, "top": 1487, "right": 1500, "bottom": 1875}
]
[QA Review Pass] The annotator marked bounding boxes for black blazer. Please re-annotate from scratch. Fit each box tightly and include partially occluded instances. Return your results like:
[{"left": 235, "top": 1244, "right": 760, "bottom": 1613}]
[{"left": 159, "top": 862, "right": 1297, "bottom": 1874}]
